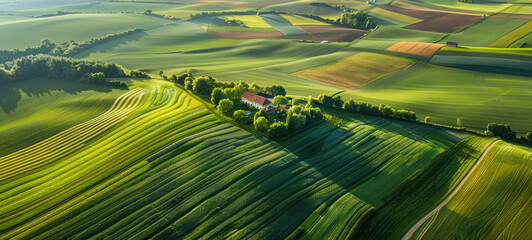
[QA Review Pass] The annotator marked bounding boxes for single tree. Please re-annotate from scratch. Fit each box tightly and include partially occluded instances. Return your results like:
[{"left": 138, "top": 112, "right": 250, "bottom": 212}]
[
  {"left": 425, "top": 116, "right": 431, "bottom": 124},
  {"left": 211, "top": 88, "right": 225, "bottom": 105},
  {"left": 233, "top": 110, "right": 247, "bottom": 121},
  {"left": 526, "top": 132, "right": 532, "bottom": 145},
  {"left": 254, "top": 116, "right": 269, "bottom": 131},
  {"left": 273, "top": 96, "right": 288, "bottom": 106},
  {"left": 457, "top": 118, "right": 462, "bottom": 127},
  {"left": 268, "top": 122, "right": 288, "bottom": 139},
  {"left": 217, "top": 99, "right": 233, "bottom": 113}
]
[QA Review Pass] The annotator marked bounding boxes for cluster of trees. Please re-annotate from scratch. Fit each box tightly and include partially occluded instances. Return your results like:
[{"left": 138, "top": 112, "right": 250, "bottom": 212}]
[
  {"left": 0, "top": 29, "right": 143, "bottom": 64},
  {"left": 34, "top": 11, "right": 80, "bottom": 18},
  {"left": 0, "top": 55, "right": 127, "bottom": 87},
  {"left": 318, "top": 94, "right": 417, "bottom": 122},
  {"left": 484, "top": 123, "right": 532, "bottom": 145},
  {"left": 309, "top": 2, "right": 355, "bottom": 12},
  {"left": 129, "top": 70, "right": 150, "bottom": 78},
  {"left": 143, "top": 10, "right": 181, "bottom": 20},
  {"left": 211, "top": 17, "right": 247, "bottom": 27},
  {"left": 336, "top": 11, "right": 377, "bottom": 30}
]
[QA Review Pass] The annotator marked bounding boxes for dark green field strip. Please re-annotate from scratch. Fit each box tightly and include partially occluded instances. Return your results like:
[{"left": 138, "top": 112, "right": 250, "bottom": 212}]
[
  {"left": 435, "top": 49, "right": 532, "bottom": 61},
  {"left": 358, "top": 137, "right": 495, "bottom": 239}
]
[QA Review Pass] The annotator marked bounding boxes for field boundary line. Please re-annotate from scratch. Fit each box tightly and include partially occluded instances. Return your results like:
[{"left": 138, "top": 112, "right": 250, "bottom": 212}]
[{"left": 401, "top": 139, "right": 500, "bottom": 240}]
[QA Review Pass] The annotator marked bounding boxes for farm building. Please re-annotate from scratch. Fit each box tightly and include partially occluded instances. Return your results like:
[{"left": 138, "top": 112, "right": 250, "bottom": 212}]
[
  {"left": 241, "top": 91, "right": 273, "bottom": 110},
  {"left": 446, "top": 41, "right": 458, "bottom": 47}
]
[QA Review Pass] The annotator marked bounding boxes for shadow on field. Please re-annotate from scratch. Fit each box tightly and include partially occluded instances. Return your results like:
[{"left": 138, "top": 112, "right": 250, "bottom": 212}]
[{"left": 0, "top": 78, "right": 115, "bottom": 113}]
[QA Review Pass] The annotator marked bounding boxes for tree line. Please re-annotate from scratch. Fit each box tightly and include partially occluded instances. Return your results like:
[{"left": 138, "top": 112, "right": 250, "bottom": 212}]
[
  {"left": 317, "top": 94, "right": 417, "bottom": 122},
  {"left": 0, "top": 55, "right": 127, "bottom": 87},
  {"left": 0, "top": 29, "right": 143, "bottom": 64}
]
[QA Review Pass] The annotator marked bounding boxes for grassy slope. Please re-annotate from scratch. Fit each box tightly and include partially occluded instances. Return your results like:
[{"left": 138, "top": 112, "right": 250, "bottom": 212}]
[
  {"left": 281, "top": 14, "right": 330, "bottom": 26},
  {"left": 259, "top": 14, "right": 307, "bottom": 36},
  {"left": 0, "top": 78, "right": 474, "bottom": 239},
  {"left": 0, "top": 13, "right": 172, "bottom": 50},
  {"left": 411, "top": 141, "right": 532, "bottom": 240},
  {"left": 0, "top": 78, "right": 127, "bottom": 156},
  {"left": 438, "top": 17, "right": 529, "bottom": 47},
  {"left": 490, "top": 20, "right": 532, "bottom": 48},
  {"left": 341, "top": 62, "right": 532, "bottom": 134},
  {"left": 370, "top": 7, "right": 423, "bottom": 25}
]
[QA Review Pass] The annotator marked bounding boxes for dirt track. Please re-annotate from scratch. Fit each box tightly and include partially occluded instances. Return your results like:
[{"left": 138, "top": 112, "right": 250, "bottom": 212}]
[
  {"left": 379, "top": 4, "right": 481, "bottom": 33},
  {"left": 401, "top": 140, "right": 501, "bottom": 240}
]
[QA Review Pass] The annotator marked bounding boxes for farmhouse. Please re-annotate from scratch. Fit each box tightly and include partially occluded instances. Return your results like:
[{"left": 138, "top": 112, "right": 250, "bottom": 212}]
[
  {"left": 241, "top": 91, "right": 273, "bottom": 110},
  {"left": 446, "top": 41, "right": 458, "bottom": 47}
]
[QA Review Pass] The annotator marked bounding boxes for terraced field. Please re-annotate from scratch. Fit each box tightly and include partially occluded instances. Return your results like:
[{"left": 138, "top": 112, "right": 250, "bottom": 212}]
[{"left": 409, "top": 141, "right": 532, "bottom": 239}]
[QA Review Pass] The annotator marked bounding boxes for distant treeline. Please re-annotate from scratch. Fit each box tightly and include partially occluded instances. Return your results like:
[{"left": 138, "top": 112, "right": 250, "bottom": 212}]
[
  {"left": 34, "top": 11, "right": 81, "bottom": 18},
  {"left": 309, "top": 2, "right": 356, "bottom": 12},
  {"left": 0, "top": 55, "right": 127, "bottom": 87},
  {"left": 318, "top": 94, "right": 417, "bottom": 122},
  {"left": 143, "top": 10, "right": 181, "bottom": 20},
  {"left": 0, "top": 29, "right": 143, "bottom": 64},
  {"left": 187, "top": 10, "right": 377, "bottom": 30}
]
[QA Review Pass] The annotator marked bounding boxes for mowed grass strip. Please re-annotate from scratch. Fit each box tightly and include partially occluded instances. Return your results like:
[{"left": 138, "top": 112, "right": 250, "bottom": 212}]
[
  {"left": 370, "top": 8, "right": 422, "bottom": 24},
  {"left": 386, "top": 41, "right": 443, "bottom": 57},
  {"left": 292, "top": 52, "right": 414, "bottom": 89},
  {"left": 489, "top": 20, "right": 532, "bottom": 47},
  {"left": 412, "top": 141, "right": 532, "bottom": 240},
  {"left": 280, "top": 14, "right": 330, "bottom": 26}
]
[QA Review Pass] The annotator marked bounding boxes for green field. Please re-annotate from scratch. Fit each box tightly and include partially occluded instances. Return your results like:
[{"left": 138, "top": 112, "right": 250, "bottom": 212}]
[
  {"left": 0, "top": 13, "right": 172, "bottom": 50},
  {"left": 411, "top": 141, "right": 532, "bottom": 239},
  {"left": 0, "top": 78, "right": 128, "bottom": 156},
  {"left": 490, "top": 20, "right": 532, "bottom": 48},
  {"left": 438, "top": 17, "right": 529, "bottom": 47},
  {"left": 341, "top": 63, "right": 532, "bottom": 134},
  {"left": 1, "top": 1, "right": 531, "bottom": 238},
  {"left": 259, "top": 14, "right": 307, "bottom": 36},
  {"left": 1, "top": 80, "right": 484, "bottom": 238}
]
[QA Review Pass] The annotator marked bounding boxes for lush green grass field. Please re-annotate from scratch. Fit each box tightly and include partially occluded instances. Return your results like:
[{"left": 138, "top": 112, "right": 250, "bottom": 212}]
[
  {"left": 363, "top": 26, "right": 446, "bottom": 43},
  {"left": 411, "top": 141, "right": 532, "bottom": 239},
  {"left": 0, "top": 13, "right": 171, "bottom": 50},
  {"left": 490, "top": 20, "right": 532, "bottom": 48},
  {"left": 438, "top": 17, "right": 529, "bottom": 47},
  {"left": 341, "top": 62, "right": 532, "bottom": 134},
  {"left": 281, "top": 14, "right": 330, "bottom": 26},
  {"left": 0, "top": 81, "right": 476, "bottom": 238},
  {"left": 438, "top": 46, "right": 532, "bottom": 56},
  {"left": 259, "top": 14, "right": 307, "bottom": 36},
  {"left": 0, "top": 78, "right": 128, "bottom": 156},
  {"left": 370, "top": 7, "right": 423, "bottom": 25}
]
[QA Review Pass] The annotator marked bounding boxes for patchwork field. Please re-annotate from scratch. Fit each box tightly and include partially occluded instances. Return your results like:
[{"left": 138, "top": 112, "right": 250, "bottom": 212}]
[
  {"left": 438, "top": 17, "right": 529, "bottom": 47},
  {"left": 259, "top": 14, "right": 307, "bottom": 36},
  {"left": 292, "top": 52, "right": 414, "bottom": 89},
  {"left": 386, "top": 41, "right": 443, "bottom": 57},
  {"left": 489, "top": 20, "right": 532, "bottom": 48},
  {"left": 370, "top": 7, "right": 423, "bottom": 25},
  {"left": 378, "top": 3, "right": 481, "bottom": 33},
  {"left": 410, "top": 141, "right": 532, "bottom": 239}
]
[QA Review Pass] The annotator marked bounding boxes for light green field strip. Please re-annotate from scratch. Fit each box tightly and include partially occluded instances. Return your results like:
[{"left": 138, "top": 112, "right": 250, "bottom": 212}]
[
  {"left": 438, "top": 46, "right": 532, "bottom": 56},
  {"left": 370, "top": 8, "right": 423, "bottom": 24},
  {"left": 489, "top": 20, "right": 532, "bottom": 47},
  {"left": 0, "top": 88, "right": 146, "bottom": 181},
  {"left": 259, "top": 14, "right": 308, "bottom": 36},
  {"left": 280, "top": 14, "right": 330, "bottom": 26},
  {"left": 220, "top": 15, "right": 273, "bottom": 28},
  {"left": 411, "top": 141, "right": 532, "bottom": 239}
]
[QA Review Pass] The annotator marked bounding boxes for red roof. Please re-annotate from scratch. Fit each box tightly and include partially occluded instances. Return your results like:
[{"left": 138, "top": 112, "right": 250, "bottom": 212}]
[{"left": 242, "top": 91, "right": 271, "bottom": 106}]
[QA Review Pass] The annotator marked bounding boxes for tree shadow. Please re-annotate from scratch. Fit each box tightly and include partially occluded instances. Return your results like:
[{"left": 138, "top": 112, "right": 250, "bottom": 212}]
[{"left": 0, "top": 78, "right": 118, "bottom": 113}]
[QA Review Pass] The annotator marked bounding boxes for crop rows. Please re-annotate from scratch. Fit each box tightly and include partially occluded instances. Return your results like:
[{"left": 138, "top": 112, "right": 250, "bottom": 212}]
[
  {"left": 490, "top": 20, "right": 532, "bottom": 47},
  {"left": 411, "top": 141, "right": 532, "bottom": 239},
  {"left": 0, "top": 96, "right": 466, "bottom": 239},
  {"left": 0, "top": 88, "right": 146, "bottom": 181}
]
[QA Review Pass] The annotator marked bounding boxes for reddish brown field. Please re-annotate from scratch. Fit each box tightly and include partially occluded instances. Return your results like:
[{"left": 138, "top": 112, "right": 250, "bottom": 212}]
[
  {"left": 385, "top": 41, "right": 443, "bottom": 58},
  {"left": 208, "top": 25, "right": 368, "bottom": 42},
  {"left": 379, "top": 4, "right": 481, "bottom": 33},
  {"left": 492, "top": 13, "right": 532, "bottom": 20}
]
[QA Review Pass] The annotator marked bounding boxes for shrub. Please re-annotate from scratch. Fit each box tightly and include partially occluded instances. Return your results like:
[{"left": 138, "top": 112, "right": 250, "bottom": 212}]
[
  {"left": 233, "top": 110, "right": 247, "bottom": 121},
  {"left": 254, "top": 116, "right": 269, "bottom": 132},
  {"left": 269, "top": 122, "right": 288, "bottom": 139},
  {"left": 217, "top": 99, "right": 233, "bottom": 113},
  {"left": 425, "top": 116, "right": 431, "bottom": 124}
]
